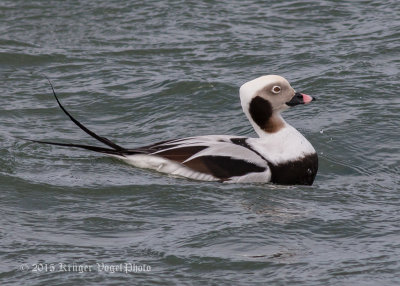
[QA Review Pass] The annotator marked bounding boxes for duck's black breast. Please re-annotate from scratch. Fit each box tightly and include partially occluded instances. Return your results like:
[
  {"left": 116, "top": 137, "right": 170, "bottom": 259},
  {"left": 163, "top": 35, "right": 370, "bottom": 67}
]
[
  {"left": 269, "top": 153, "right": 318, "bottom": 185},
  {"left": 230, "top": 137, "right": 318, "bottom": 185}
]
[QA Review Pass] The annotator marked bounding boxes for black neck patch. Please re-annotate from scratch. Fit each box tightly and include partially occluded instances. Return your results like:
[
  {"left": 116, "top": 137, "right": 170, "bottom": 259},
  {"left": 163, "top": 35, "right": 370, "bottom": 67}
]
[{"left": 249, "top": 96, "right": 273, "bottom": 129}]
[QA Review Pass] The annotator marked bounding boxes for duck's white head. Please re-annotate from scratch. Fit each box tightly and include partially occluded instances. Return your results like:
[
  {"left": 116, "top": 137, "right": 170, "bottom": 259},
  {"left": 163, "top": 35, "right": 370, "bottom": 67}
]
[{"left": 240, "top": 75, "right": 315, "bottom": 136}]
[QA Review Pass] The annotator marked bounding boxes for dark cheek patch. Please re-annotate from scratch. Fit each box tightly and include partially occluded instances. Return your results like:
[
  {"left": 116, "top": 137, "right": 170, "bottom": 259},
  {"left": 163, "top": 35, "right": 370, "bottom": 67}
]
[{"left": 249, "top": 96, "right": 273, "bottom": 129}]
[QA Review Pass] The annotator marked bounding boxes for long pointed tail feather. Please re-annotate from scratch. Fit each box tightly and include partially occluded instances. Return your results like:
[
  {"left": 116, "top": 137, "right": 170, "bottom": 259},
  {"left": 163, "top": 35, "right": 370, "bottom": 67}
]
[
  {"left": 24, "top": 79, "right": 147, "bottom": 157},
  {"left": 23, "top": 138, "right": 126, "bottom": 156},
  {"left": 46, "top": 79, "right": 126, "bottom": 151}
]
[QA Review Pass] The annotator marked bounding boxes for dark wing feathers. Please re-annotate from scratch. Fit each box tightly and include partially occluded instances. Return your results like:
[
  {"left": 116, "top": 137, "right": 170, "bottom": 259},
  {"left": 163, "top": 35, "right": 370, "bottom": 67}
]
[
  {"left": 131, "top": 139, "right": 267, "bottom": 180},
  {"left": 183, "top": 155, "right": 266, "bottom": 181},
  {"left": 153, "top": 146, "right": 207, "bottom": 163}
]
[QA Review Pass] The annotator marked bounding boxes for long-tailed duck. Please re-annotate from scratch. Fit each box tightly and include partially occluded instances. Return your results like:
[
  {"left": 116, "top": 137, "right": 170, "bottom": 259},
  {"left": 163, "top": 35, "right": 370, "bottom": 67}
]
[{"left": 30, "top": 75, "right": 318, "bottom": 185}]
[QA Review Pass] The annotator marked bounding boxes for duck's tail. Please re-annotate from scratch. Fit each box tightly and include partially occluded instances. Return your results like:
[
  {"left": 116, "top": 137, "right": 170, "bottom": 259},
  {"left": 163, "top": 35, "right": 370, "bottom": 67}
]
[
  {"left": 24, "top": 138, "right": 126, "bottom": 156},
  {"left": 25, "top": 80, "right": 138, "bottom": 157}
]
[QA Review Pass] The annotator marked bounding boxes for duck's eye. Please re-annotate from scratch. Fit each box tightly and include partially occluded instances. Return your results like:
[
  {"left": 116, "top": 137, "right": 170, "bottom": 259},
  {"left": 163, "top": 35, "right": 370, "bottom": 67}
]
[{"left": 272, "top": 86, "right": 281, "bottom": 94}]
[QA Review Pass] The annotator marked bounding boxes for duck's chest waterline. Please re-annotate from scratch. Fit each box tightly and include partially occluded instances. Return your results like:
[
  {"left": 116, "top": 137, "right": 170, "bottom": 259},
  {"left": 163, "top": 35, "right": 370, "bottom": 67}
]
[{"left": 244, "top": 127, "right": 318, "bottom": 185}]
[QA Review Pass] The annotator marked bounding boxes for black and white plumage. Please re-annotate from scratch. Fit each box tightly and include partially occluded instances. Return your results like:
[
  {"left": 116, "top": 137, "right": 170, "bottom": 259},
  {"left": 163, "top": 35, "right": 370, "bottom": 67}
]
[{"left": 30, "top": 75, "right": 318, "bottom": 185}]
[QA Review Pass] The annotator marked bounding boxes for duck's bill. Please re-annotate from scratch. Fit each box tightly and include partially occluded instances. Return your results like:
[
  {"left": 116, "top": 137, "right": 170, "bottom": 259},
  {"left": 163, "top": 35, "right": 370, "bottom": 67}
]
[{"left": 286, "top": 92, "right": 316, "bottom": 107}]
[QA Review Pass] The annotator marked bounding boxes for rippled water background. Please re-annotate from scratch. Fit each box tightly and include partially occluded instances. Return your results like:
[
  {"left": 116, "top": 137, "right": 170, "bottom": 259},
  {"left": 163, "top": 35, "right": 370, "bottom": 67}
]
[{"left": 1, "top": 0, "right": 399, "bottom": 285}]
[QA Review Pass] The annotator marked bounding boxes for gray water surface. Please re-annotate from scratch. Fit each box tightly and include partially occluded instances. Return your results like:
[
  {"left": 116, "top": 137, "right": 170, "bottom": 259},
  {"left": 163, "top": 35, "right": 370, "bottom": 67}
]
[{"left": 1, "top": 0, "right": 400, "bottom": 285}]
